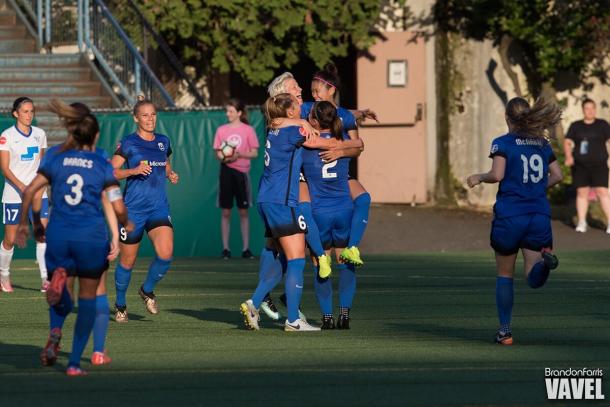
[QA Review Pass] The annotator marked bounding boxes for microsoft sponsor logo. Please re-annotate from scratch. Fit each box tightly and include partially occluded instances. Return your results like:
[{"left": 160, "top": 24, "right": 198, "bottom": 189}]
[
  {"left": 545, "top": 368, "right": 604, "bottom": 400},
  {"left": 140, "top": 160, "right": 167, "bottom": 167}
]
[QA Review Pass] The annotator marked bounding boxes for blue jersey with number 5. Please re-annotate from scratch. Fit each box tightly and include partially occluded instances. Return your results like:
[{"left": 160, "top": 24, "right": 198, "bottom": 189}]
[
  {"left": 302, "top": 132, "right": 352, "bottom": 213},
  {"left": 489, "top": 133, "right": 556, "bottom": 219},
  {"left": 38, "top": 148, "right": 119, "bottom": 242}
]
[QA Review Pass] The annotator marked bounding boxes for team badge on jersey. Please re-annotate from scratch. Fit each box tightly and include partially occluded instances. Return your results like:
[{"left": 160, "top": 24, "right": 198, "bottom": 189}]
[
  {"left": 299, "top": 127, "right": 307, "bottom": 136},
  {"left": 490, "top": 144, "right": 499, "bottom": 154},
  {"left": 158, "top": 142, "right": 165, "bottom": 151}
]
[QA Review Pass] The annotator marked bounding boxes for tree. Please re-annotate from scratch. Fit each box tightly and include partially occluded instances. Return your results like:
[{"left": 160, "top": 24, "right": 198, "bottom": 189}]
[
  {"left": 112, "top": 0, "right": 384, "bottom": 103},
  {"left": 434, "top": 0, "right": 610, "bottom": 106}
]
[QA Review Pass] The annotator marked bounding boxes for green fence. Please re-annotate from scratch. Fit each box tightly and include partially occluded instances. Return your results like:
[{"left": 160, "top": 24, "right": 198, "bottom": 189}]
[{"left": 0, "top": 109, "right": 267, "bottom": 259}]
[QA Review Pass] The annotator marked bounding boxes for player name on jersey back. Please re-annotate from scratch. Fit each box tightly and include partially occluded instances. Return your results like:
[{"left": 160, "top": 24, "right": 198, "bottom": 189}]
[{"left": 63, "top": 157, "right": 94, "bottom": 169}]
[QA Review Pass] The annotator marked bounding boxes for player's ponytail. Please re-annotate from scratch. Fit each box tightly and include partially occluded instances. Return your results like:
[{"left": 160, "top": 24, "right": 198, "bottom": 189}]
[
  {"left": 313, "top": 63, "right": 340, "bottom": 90},
  {"left": 228, "top": 98, "right": 249, "bottom": 125},
  {"left": 312, "top": 101, "right": 343, "bottom": 140},
  {"left": 48, "top": 98, "right": 98, "bottom": 150},
  {"left": 264, "top": 93, "right": 294, "bottom": 126},
  {"left": 505, "top": 97, "right": 562, "bottom": 139}
]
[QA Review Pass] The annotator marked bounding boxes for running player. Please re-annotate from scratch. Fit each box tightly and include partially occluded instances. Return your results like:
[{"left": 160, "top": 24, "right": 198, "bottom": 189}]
[
  {"left": 466, "top": 97, "right": 563, "bottom": 345},
  {"left": 16, "top": 99, "right": 130, "bottom": 376},
  {"left": 302, "top": 101, "right": 359, "bottom": 329},
  {"left": 0, "top": 97, "right": 49, "bottom": 292},
  {"left": 112, "top": 98, "right": 179, "bottom": 322}
]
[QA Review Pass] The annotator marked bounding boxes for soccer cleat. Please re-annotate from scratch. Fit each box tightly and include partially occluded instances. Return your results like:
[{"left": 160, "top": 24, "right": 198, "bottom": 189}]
[
  {"left": 318, "top": 254, "right": 332, "bottom": 278},
  {"left": 66, "top": 366, "right": 88, "bottom": 376},
  {"left": 40, "top": 328, "right": 62, "bottom": 366},
  {"left": 239, "top": 299, "right": 260, "bottom": 330},
  {"left": 259, "top": 296, "right": 281, "bottom": 320},
  {"left": 242, "top": 249, "right": 255, "bottom": 259},
  {"left": 284, "top": 318, "right": 321, "bottom": 332},
  {"left": 340, "top": 246, "right": 364, "bottom": 267},
  {"left": 91, "top": 351, "right": 112, "bottom": 366},
  {"left": 575, "top": 221, "right": 587, "bottom": 233},
  {"left": 46, "top": 268, "right": 68, "bottom": 306},
  {"left": 138, "top": 286, "right": 159, "bottom": 315},
  {"left": 321, "top": 315, "right": 335, "bottom": 330},
  {"left": 0, "top": 275, "right": 13, "bottom": 293},
  {"left": 541, "top": 248, "right": 559, "bottom": 270},
  {"left": 279, "top": 293, "right": 307, "bottom": 322},
  {"left": 115, "top": 305, "right": 129, "bottom": 323},
  {"left": 494, "top": 330, "right": 513, "bottom": 345},
  {"left": 336, "top": 314, "right": 350, "bottom": 330},
  {"left": 221, "top": 249, "right": 231, "bottom": 260},
  {"left": 41, "top": 279, "right": 50, "bottom": 293}
]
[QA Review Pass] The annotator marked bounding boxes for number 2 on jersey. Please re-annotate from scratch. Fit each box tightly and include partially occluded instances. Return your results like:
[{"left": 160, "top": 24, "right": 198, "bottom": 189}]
[
  {"left": 64, "top": 174, "right": 84, "bottom": 205},
  {"left": 520, "top": 154, "right": 543, "bottom": 184},
  {"left": 322, "top": 161, "right": 338, "bottom": 179}
]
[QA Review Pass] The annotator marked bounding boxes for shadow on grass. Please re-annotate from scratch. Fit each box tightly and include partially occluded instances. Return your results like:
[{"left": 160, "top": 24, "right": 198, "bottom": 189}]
[{"left": 11, "top": 284, "right": 41, "bottom": 293}]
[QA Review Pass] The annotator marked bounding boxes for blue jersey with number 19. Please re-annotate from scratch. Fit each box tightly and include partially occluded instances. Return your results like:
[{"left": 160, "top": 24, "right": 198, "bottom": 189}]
[
  {"left": 301, "top": 132, "right": 352, "bottom": 213},
  {"left": 38, "top": 148, "right": 119, "bottom": 242},
  {"left": 489, "top": 133, "right": 556, "bottom": 219},
  {"left": 257, "top": 126, "right": 304, "bottom": 207}
]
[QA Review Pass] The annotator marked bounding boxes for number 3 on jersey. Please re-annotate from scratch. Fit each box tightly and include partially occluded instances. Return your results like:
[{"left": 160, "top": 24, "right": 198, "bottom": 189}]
[
  {"left": 64, "top": 174, "right": 84, "bottom": 205},
  {"left": 521, "top": 154, "right": 543, "bottom": 183}
]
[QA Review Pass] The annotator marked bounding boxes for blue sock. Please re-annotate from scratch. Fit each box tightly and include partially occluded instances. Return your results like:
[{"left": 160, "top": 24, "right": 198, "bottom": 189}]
[
  {"left": 142, "top": 257, "right": 172, "bottom": 293},
  {"left": 93, "top": 294, "right": 109, "bottom": 353},
  {"left": 348, "top": 193, "right": 371, "bottom": 247},
  {"left": 496, "top": 277, "right": 514, "bottom": 327},
  {"left": 68, "top": 297, "right": 96, "bottom": 368},
  {"left": 52, "top": 284, "right": 74, "bottom": 318},
  {"left": 527, "top": 261, "right": 550, "bottom": 289},
  {"left": 115, "top": 263, "right": 132, "bottom": 308},
  {"left": 313, "top": 266, "right": 333, "bottom": 314},
  {"left": 284, "top": 258, "right": 306, "bottom": 323},
  {"left": 252, "top": 248, "right": 283, "bottom": 308},
  {"left": 338, "top": 263, "right": 356, "bottom": 308},
  {"left": 300, "top": 202, "right": 324, "bottom": 257}
]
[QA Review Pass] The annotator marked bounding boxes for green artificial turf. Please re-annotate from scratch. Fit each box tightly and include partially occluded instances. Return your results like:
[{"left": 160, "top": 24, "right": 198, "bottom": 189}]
[{"left": 0, "top": 252, "right": 608, "bottom": 406}]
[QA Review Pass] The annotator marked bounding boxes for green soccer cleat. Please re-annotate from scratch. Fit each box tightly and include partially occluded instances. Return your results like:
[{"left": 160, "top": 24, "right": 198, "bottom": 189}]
[
  {"left": 318, "top": 254, "right": 332, "bottom": 278},
  {"left": 340, "top": 246, "right": 363, "bottom": 267}
]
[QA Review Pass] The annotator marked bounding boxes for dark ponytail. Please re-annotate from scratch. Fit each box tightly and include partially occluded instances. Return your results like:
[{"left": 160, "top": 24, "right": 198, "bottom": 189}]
[
  {"left": 505, "top": 97, "right": 562, "bottom": 139},
  {"left": 313, "top": 63, "right": 340, "bottom": 89},
  {"left": 312, "top": 101, "right": 343, "bottom": 140},
  {"left": 48, "top": 98, "right": 98, "bottom": 151}
]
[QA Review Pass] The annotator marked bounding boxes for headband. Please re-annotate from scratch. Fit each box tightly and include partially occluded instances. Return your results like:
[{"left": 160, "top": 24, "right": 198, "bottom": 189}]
[{"left": 313, "top": 76, "right": 336, "bottom": 89}]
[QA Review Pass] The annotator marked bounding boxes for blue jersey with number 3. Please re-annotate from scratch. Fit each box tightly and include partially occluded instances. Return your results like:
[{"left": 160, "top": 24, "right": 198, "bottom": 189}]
[
  {"left": 301, "top": 132, "right": 352, "bottom": 213},
  {"left": 489, "top": 133, "right": 556, "bottom": 219},
  {"left": 38, "top": 148, "right": 119, "bottom": 242}
]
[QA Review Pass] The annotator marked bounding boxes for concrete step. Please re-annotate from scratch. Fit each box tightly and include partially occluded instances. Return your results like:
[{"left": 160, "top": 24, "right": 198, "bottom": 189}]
[
  {"left": 0, "top": 26, "right": 26, "bottom": 37},
  {"left": 0, "top": 10, "right": 16, "bottom": 25},
  {"left": 0, "top": 38, "right": 36, "bottom": 53},
  {"left": 0, "top": 95, "right": 112, "bottom": 108},
  {"left": 0, "top": 67, "right": 91, "bottom": 81},
  {"left": 0, "top": 82, "right": 102, "bottom": 96},
  {"left": 0, "top": 53, "right": 82, "bottom": 67}
]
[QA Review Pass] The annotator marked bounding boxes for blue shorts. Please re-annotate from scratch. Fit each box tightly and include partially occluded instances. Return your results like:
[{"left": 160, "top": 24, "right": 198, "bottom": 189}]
[
  {"left": 313, "top": 209, "right": 353, "bottom": 250},
  {"left": 45, "top": 239, "right": 110, "bottom": 279},
  {"left": 491, "top": 213, "right": 552, "bottom": 255},
  {"left": 3, "top": 198, "right": 49, "bottom": 225},
  {"left": 120, "top": 206, "right": 173, "bottom": 244},
  {"left": 257, "top": 203, "right": 307, "bottom": 238}
]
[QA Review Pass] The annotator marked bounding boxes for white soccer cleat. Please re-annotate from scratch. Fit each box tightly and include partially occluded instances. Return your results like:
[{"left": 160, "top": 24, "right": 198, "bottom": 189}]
[
  {"left": 240, "top": 299, "right": 260, "bottom": 330},
  {"left": 575, "top": 221, "right": 587, "bottom": 233},
  {"left": 284, "top": 318, "right": 321, "bottom": 332},
  {"left": 259, "top": 297, "right": 281, "bottom": 321}
]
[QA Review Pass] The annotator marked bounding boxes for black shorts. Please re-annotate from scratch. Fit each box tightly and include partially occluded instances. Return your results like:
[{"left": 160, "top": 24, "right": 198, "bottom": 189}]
[
  {"left": 218, "top": 164, "right": 252, "bottom": 209},
  {"left": 572, "top": 162, "right": 609, "bottom": 188}
]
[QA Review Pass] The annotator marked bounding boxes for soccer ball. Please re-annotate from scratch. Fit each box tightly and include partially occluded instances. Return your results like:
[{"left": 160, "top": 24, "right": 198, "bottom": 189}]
[{"left": 217, "top": 141, "right": 237, "bottom": 161}]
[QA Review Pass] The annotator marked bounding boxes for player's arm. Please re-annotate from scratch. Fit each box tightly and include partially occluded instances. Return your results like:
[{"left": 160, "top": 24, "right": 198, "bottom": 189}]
[
  {"left": 104, "top": 186, "right": 131, "bottom": 230},
  {"left": 165, "top": 159, "right": 179, "bottom": 184},
  {"left": 15, "top": 174, "right": 49, "bottom": 248},
  {"left": 111, "top": 154, "right": 151, "bottom": 180},
  {"left": 352, "top": 108, "right": 379, "bottom": 125},
  {"left": 467, "top": 156, "right": 506, "bottom": 187},
  {"left": 271, "top": 118, "right": 319, "bottom": 139},
  {"left": 303, "top": 137, "right": 363, "bottom": 151},
  {"left": 547, "top": 160, "right": 563, "bottom": 188},
  {"left": 101, "top": 193, "right": 120, "bottom": 261},
  {"left": 0, "top": 150, "right": 26, "bottom": 193}
]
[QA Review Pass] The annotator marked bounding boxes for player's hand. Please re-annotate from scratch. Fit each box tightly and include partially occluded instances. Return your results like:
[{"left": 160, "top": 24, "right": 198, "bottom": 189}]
[
  {"left": 300, "top": 121, "right": 320, "bottom": 140},
  {"left": 167, "top": 170, "right": 179, "bottom": 184},
  {"left": 15, "top": 222, "right": 30, "bottom": 248},
  {"left": 16, "top": 182, "right": 27, "bottom": 194},
  {"left": 357, "top": 108, "right": 379, "bottom": 124},
  {"left": 125, "top": 220, "right": 135, "bottom": 234},
  {"left": 319, "top": 149, "right": 343, "bottom": 163},
  {"left": 133, "top": 162, "right": 152, "bottom": 176},
  {"left": 565, "top": 156, "right": 574, "bottom": 167},
  {"left": 33, "top": 220, "right": 46, "bottom": 243},
  {"left": 107, "top": 238, "right": 119, "bottom": 261},
  {"left": 466, "top": 174, "right": 481, "bottom": 188}
]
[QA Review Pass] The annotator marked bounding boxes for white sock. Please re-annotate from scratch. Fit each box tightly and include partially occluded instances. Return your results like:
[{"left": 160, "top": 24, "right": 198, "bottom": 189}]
[
  {"left": 36, "top": 242, "right": 47, "bottom": 280},
  {"left": 0, "top": 241, "right": 14, "bottom": 278}
]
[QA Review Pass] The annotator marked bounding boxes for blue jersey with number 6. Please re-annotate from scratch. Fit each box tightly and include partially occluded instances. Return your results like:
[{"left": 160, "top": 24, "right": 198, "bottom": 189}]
[
  {"left": 489, "top": 133, "right": 556, "bottom": 219},
  {"left": 301, "top": 132, "right": 352, "bottom": 213},
  {"left": 38, "top": 148, "right": 119, "bottom": 242}
]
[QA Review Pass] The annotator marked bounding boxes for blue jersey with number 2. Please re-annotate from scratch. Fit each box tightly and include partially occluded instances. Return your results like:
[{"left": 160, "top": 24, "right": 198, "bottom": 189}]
[{"left": 489, "top": 133, "right": 556, "bottom": 219}]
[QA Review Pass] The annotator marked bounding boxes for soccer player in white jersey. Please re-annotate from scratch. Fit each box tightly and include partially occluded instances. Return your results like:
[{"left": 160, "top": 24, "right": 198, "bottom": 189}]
[{"left": 0, "top": 97, "right": 49, "bottom": 292}]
